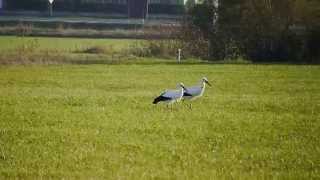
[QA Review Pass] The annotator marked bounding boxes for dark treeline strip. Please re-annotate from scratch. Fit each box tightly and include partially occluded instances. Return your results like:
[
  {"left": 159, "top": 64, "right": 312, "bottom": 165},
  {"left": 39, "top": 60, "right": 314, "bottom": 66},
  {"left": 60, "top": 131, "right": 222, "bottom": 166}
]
[{"left": 181, "top": 0, "right": 320, "bottom": 63}]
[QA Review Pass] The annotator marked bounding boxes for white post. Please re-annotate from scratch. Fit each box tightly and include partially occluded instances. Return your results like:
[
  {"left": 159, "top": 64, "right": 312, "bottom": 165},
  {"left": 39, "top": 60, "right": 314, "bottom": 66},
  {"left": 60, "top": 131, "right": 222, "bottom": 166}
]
[
  {"left": 178, "top": 49, "right": 181, "bottom": 63},
  {"left": 48, "top": 0, "right": 54, "bottom": 17}
]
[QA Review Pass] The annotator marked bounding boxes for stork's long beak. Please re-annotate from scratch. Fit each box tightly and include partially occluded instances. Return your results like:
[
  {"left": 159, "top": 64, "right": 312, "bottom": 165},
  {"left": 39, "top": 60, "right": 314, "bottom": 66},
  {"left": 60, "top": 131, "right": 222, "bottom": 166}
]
[
  {"left": 206, "top": 81, "right": 212, "bottom": 86},
  {"left": 181, "top": 85, "right": 187, "bottom": 91}
]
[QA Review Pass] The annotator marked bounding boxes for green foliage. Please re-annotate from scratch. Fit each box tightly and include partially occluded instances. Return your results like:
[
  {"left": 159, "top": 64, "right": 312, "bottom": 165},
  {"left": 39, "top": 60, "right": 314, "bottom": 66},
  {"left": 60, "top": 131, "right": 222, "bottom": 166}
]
[
  {"left": 0, "top": 36, "right": 135, "bottom": 53},
  {"left": 0, "top": 38, "right": 67, "bottom": 65},
  {"left": 129, "top": 40, "right": 182, "bottom": 59},
  {"left": 0, "top": 64, "right": 319, "bottom": 178},
  {"left": 0, "top": 36, "right": 185, "bottom": 64},
  {"left": 77, "top": 45, "right": 115, "bottom": 54},
  {"left": 183, "top": 0, "right": 320, "bottom": 63},
  {"left": 185, "top": 0, "right": 196, "bottom": 11},
  {"left": 0, "top": 36, "right": 142, "bottom": 65},
  {"left": 189, "top": 4, "right": 214, "bottom": 37}
]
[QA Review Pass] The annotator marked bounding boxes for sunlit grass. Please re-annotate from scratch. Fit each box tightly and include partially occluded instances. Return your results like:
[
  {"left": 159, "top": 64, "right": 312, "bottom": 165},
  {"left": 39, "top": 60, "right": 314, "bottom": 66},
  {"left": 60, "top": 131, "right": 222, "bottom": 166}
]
[
  {"left": 0, "top": 64, "right": 319, "bottom": 179},
  {"left": 0, "top": 36, "right": 146, "bottom": 65},
  {"left": 0, "top": 36, "right": 139, "bottom": 52}
]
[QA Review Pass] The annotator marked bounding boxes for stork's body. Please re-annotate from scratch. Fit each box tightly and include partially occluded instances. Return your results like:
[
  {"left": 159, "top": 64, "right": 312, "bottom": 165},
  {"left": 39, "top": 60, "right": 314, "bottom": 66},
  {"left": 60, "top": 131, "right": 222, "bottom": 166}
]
[
  {"left": 153, "top": 83, "right": 186, "bottom": 105},
  {"left": 183, "top": 77, "right": 211, "bottom": 101}
]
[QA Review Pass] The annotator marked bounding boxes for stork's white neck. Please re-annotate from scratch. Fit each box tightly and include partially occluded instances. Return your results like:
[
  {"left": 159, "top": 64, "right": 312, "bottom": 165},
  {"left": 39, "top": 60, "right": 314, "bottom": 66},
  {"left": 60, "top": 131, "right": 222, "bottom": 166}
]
[
  {"left": 178, "top": 86, "right": 184, "bottom": 101},
  {"left": 199, "top": 81, "right": 206, "bottom": 96},
  {"left": 180, "top": 86, "right": 184, "bottom": 94}
]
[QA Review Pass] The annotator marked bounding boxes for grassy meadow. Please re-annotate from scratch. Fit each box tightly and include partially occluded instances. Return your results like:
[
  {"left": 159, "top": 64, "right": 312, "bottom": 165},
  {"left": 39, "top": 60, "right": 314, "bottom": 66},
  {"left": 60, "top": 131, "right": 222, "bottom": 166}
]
[
  {"left": 0, "top": 36, "right": 319, "bottom": 179},
  {"left": 0, "top": 64, "right": 319, "bottom": 179},
  {"left": 0, "top": 36, "right": 137, "bottom": 53},
  {"left": 0, "top": 36, "right": 145, "bottom": 65}
]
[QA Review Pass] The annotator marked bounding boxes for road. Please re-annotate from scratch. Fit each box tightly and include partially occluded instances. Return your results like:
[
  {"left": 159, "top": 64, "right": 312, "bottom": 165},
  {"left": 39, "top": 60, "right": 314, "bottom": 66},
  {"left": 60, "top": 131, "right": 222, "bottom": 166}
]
[{"left": 0, "top": 15, "right": 181, "bottom": 26}]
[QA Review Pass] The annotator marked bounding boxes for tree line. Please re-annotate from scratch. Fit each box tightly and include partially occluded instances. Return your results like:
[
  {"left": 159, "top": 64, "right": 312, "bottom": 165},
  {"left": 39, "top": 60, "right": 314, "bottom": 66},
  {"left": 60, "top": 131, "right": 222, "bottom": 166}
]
[{"left": 181, "top": 0, "right": 320, "bottom": 63}]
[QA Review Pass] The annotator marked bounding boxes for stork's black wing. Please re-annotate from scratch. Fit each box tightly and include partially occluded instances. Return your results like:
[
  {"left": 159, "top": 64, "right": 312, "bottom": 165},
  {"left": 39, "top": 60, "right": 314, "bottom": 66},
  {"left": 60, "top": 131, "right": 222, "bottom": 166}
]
[{"left": 153, "top": 95, "right": 172, "bottom": 104}]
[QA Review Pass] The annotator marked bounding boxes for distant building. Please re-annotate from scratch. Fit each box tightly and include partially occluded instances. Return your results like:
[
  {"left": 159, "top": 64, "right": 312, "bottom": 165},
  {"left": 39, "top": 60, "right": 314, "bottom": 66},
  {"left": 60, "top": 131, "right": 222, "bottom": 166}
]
[{"left": 1, "top": 0, "right": 185, "bottom": 18}]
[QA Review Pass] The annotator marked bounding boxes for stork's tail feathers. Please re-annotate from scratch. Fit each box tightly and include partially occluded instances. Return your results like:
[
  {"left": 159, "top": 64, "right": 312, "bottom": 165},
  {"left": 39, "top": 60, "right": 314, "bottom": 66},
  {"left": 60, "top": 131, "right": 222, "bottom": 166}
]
[
  {"left": 153, "top": 96, "right": 171, "bottom": 104},
  {"left": 153, "top": 97, "right": 160, "bottom": 104},
  {"left": 153, "top": 96, "right": 162, "bottom": 104}
]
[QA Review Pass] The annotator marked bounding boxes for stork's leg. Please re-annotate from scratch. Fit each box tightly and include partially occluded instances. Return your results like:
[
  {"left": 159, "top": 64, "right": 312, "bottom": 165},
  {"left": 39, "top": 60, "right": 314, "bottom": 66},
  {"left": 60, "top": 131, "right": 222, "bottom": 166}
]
[
  {"left": 167, "top": 102, "right": 173, "bottom": 110},
  {"left": 182, "top": 100, "right": 190, "bottom": 109},
  {"left": 182, "top": 100, "right": 187, "bottom": 108}
]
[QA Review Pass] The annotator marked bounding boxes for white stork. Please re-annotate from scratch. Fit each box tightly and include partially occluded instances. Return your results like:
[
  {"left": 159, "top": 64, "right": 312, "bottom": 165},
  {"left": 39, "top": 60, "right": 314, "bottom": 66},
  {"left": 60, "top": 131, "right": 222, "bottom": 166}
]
[
  {"left": 183, "top": 77, "right": 211, "bottom": 102},
  {"left": 153, "top": 83, "right": 186, "bottom": 105}
]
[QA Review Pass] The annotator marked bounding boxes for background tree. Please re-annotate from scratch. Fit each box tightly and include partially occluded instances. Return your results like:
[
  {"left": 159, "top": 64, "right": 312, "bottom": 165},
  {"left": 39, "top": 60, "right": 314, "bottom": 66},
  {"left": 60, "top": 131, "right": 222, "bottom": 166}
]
[{"left": 181, "top": 0, "right": 320, "bottom": 63}]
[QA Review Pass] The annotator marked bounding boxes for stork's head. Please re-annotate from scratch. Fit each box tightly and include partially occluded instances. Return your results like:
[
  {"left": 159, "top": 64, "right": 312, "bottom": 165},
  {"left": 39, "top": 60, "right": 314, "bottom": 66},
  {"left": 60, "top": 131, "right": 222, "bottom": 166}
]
[
  {"left": 178, "top": 82, "right": 187, "bottom": 91},
  {"left": 202, "top": 77, "right": 211, "bottom": 86}
]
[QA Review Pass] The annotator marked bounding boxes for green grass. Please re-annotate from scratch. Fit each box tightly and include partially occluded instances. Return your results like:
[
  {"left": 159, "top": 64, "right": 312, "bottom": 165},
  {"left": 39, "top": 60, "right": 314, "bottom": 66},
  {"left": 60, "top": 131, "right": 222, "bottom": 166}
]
[
  {"left": 0, "top": 35, "right": 139, "bottom": 52},
  {"left": 0, "top": 36, "right": 146, "bottom": 65},
  {"left": 0, "top": 64, "right": 319, "bottom": 179}
]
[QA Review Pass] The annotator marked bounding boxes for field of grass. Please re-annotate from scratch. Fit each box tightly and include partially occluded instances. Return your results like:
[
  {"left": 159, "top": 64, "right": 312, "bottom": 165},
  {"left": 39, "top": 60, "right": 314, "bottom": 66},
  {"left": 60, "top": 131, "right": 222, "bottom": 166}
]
[
  {"left": 0, "top": 36, "right": 136, "bottom": 52},
  {"left": 0, "top": 36, "right": 147, "bottom": 65},
  {"left": 0, "top": 63, "right": 319, "bottom": 179}
]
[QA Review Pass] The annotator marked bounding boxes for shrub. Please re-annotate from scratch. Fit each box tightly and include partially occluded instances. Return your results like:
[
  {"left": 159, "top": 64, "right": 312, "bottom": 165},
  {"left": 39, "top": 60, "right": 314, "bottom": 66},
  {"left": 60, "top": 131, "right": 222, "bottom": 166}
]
[
  {"left": 129, "top": 40, "right": 183, "bottom": 59},
  {"left": 82, "top": 46, "right": 107, "bottom": 54},
  {"left": 75, "top": 45, "right": 116, "bottom": 55},
  {"left": 16, "top": 22, "right": 34, "bottom": 37},
  {"left": 0, "top": 39, "right": 66, "bottom": 65}
]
